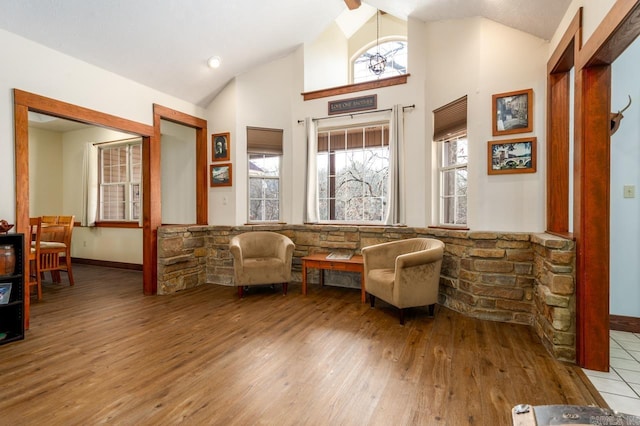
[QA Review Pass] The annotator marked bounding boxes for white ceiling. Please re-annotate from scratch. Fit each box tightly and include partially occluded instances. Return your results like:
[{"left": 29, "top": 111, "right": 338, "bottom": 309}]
[{"left": 0, "top": 0, "right": 571, "bottom": 109}]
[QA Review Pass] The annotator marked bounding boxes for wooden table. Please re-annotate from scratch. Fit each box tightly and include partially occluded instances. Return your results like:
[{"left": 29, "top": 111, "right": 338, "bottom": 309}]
[{"left": 301, "top": 253, "right": 366, "bottom": 303}]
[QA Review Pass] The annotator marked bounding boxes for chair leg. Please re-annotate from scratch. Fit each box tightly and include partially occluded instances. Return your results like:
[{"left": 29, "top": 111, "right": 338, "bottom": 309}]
[
  {"left": 428, "top": 303, "right": 436, "bottom": 317},
  {"left": 369, "top": 294, "right": 375, "bottom": 308},
  {"left": 282, "top": 282, "right": 288, "bottom": 295},
  {"left": 399, "top": 308, "right": 405, "bottom": 325},
  {"left": 30, "top": 259, "right": 42, "bottom": 301},
  {"left": 64, "top": 253, "right": 74, "bottom": 286},
  {"left": 237, "top": 286, "right": 244, "bottom": 298}
]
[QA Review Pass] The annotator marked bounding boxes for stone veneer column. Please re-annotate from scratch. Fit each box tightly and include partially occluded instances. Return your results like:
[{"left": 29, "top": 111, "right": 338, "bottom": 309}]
[{"left": 531, "top": 233, "right": 576, "bottom": 362}]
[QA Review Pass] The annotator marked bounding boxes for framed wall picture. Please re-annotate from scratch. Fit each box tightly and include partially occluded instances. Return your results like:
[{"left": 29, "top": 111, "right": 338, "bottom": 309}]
[
  {"left": 488, "top": 137, "right": 537, "bottom": 175},
  {"left": 492, "top": 89, "right": 533, "bottom": 136},
  {"left": 212, "top": 132, "right": 230, "bottom": 162},
  {"left": 210, "top": 163, "right": 233, "bottom": 187}
]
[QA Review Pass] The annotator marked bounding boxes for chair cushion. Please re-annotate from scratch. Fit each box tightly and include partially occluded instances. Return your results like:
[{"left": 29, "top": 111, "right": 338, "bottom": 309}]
[
  {"left": 239, "top": 257, "right": 288, "bottom": 285},
  {"left": 39, "top": 241, "right": 66, "bottom": 250},
  {"left": 367, "top": 268, "right": 395, "bottom": 302}
]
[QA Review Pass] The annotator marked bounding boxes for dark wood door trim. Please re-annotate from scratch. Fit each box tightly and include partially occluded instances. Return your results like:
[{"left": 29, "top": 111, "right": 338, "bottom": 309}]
[
  {"left": 152, "top": 104, "right": 208, "bottom": 226},
  {"left": 571, "top": 0, "right": 640, "bottom": 371},
  {"left": 13, "top": 89, "right": 154, "bottom": 326},
  {"left": 547, "top": 1, "right": 640, "bottom": 371}
]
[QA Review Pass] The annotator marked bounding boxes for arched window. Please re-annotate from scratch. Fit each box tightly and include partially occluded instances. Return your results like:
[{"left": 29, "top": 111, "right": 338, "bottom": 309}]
[{"left": 352, "top": 39, "right": 407, "bottom": 84}]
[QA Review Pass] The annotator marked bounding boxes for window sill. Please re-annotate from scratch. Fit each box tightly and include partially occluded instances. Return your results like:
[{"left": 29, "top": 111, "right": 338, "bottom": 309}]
[
  {"left": 301, "top": 74, "right": 410, "bottom": 101},
  {"left": 244, "top": 221, "right": 287, "bottom": 225},
  {"left": 307, "top": 221, "right": 407, "bottom": 227},
  {"left": 428, "top": 225, "right": 470, "bottom": 231},
  {"left": 94, "top": 221, "right": 141, "bottom": 229}
]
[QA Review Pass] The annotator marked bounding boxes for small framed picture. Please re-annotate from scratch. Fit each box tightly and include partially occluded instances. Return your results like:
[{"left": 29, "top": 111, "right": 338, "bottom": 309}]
[
  {"left": 492, "top": 89, "right": 533, "bottom": 136},
  {"left": 488, "top": 137, "right": 537, "bottom": 175},
  {"left": 210, "top": 163, "right": 233, "bottom": 187},
  {"left": 212, "top": 132, "right": 230, "bottom": 162},
  {"left": 0, "top": 283, "right": 12, "bottom": 304}
]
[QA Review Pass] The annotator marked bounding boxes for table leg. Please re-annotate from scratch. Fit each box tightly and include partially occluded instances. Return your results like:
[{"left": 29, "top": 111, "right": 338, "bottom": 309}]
[
  {"left": 302, "top": 261, "right": 307, "bottom": 295},
  {"left": 360, "top": 271, "right": 366, "bottom": 303},
  {"left": 319, "top": 269, "right": 324, "bottom": 287}
]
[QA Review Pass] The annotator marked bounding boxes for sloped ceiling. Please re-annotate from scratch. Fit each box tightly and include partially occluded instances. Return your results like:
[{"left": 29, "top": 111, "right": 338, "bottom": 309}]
[{"left": 0, "top": 0, "right": 571, "bottom": 108}]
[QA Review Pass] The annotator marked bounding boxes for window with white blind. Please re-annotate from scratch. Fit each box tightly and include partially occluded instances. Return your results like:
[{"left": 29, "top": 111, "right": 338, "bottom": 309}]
[
  {"left": 434, "top": 96, "right": 468, "bottom": 227},
  {"left": 317, "top": 123, "right": 389, "bottom": 222},
  {"left": 247, "top": 127, "right": 283, "bottom": 222},
  {"left": 99, "top": 140, "right": 141, "bottom": 221}
]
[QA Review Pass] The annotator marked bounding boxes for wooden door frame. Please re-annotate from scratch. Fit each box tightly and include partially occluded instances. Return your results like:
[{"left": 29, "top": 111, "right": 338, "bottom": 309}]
[
  {"left": 152, "top": 104, "right": 209, "bottom": 226},
  {"left": 14, "top": 89, "right": 154, "bottom": 327},
  {"left": 548, "top": 0, "right": 640, "bottom": 371}
]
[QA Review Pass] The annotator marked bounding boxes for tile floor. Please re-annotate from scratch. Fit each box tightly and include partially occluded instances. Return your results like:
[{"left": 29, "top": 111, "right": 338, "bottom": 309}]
[{"left": 582, "top": 330, "right": 640, "bottom": 416}]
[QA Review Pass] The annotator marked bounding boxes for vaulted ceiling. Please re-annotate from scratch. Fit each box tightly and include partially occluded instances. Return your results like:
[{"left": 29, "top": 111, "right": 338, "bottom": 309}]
[{"left": 0, "top": 0, "right": 571, "bottom": 108}]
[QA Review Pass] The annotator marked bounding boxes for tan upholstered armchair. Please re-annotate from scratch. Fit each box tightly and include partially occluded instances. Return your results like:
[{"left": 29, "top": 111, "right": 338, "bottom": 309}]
[
  {"left": 229, "top": 231, "right": 295, "bottom": 298},
  {"left": 362, "top": 238, "right": 445, "bottom": 324}
]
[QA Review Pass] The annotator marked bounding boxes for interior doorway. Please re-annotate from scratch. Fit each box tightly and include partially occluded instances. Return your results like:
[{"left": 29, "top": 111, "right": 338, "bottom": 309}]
[{"left": 14, "top": 89, "right": 154, "bottom": 328}]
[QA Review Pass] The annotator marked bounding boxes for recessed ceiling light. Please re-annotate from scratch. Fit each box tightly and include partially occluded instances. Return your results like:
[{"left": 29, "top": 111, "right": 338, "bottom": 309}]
[{"left": 207, "top": 56, "right": 222, "bottom": 69}]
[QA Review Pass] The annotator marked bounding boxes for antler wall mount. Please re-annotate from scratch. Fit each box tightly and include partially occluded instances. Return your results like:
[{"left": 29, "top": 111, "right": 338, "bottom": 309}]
[{"left": 610, "top": 95, "right": 632, "bottom": 136}]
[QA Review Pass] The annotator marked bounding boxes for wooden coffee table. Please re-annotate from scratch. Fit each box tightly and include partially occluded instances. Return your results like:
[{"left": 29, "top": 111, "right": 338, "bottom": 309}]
[{"left": 301, "top": 253, "right": 366, "bottom": 303}]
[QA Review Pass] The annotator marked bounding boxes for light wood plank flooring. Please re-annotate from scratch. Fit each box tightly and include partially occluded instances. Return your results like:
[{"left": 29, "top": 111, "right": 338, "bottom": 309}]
[{"left": 0, "top": 265, "right": 602, "bottom": 425}]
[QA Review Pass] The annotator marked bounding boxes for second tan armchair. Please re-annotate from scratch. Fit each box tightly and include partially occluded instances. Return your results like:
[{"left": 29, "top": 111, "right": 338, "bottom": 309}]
[
  {"left": 229, "top": 231, "right": 295, "bottom": 298},
  {"left": 362, "top": 238, "right": 445, "bottom": 324}
]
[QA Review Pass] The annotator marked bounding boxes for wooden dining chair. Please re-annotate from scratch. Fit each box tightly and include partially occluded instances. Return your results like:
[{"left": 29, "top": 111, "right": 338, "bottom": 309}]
[
  {"left": 28, "top": 217, "right": 42, "bottom": 300},
  {"left": 55, "top": 215, "right": 75, "bottom": 286},
  {"left": 41, "top": 215, "right": 59, "bottom": 225},
  {"left": 38, "top": 216, "right": 74, "bottom": 286},
  {"left": 29, "top": 217, "right": 62, "bottom": 300}
]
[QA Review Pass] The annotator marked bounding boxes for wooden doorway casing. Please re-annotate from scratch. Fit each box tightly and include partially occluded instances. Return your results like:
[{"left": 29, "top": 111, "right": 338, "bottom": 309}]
[
  {"left": 14, "top": 89, "right": 155, "bottom": 327},
  {"left": 152, "top": 104, "right": 209, "bottom": 227},
  {"left": 547, "top": 0, "right": 640, "bottom": 371}
]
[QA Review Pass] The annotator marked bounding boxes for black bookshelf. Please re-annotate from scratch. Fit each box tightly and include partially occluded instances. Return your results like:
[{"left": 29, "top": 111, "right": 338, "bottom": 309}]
[{"left": 0, "top": 233, "right": 25, "bottom": 345}]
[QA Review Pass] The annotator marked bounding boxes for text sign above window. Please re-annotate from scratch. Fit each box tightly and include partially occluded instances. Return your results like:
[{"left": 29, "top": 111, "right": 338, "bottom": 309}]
[{"left": 328, "top": 95, "right": 377, "bottom": 115}]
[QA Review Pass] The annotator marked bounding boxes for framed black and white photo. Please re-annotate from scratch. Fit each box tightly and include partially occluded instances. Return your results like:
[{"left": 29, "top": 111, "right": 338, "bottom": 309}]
[
  {"left": 492, "top": 89, "right": 533, "bottom": 136},
  {"left": 212, "top": 132, "right": 230, "bottom": 162}
]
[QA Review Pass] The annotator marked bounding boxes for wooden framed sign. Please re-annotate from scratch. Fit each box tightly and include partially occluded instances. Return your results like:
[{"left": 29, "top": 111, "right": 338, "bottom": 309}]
[{"left": 328, "top": 94, "right": 377, "bottom": 115}]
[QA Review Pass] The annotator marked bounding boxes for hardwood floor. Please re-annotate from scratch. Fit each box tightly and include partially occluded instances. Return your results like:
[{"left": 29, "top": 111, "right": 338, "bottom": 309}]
[{"left": 0, "top": 265, "right": 602, "bottom": 425}]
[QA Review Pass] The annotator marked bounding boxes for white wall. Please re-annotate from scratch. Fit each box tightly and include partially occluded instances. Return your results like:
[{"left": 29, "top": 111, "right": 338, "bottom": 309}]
[
  {"left": 161, "top": 120, "right": 197, "bottom": 225},
  {"left": 0, "top": 27, "right": 204, "bottom": 226},
  {"left": 1, "top": 28, "right": 205, "bottom": 264},
  {"left": 304, "top": 23, "right": 349, "bottom": 92},
  {"left": 550, "top": 0, "right": 616, "bottom": 56},
  {"left": 207, "top": 80, "right": 237, "bottom": 225},
  {"left": 610, "top": 38, "right": 640, "bottom": 317},
  {"left": 61, "top": 127, "right": 143, "bottom": 264},
  {"left": 470, "top": 18, "right": 548, "bottom": 231},
  {"left": 29, "top": 127, "right": 63, "bottom": 216}
]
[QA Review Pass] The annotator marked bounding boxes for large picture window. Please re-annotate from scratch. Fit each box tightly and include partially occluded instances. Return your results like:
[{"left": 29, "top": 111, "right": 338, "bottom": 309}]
[
  {"left": 439, "top": 136, "right": 467, "bottom": 226},
  {"left": 317, "top": 124, "right": 389, "bottom": 222},
  {"left": 99, "top": 140, "right": 141, "bottom": 221}
]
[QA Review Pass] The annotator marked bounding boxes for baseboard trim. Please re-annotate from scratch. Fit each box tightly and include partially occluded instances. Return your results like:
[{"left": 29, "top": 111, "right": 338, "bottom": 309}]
[
  {"left": 72, "top": 257, "right": 143, "bottom": 271},
  {"left": 610, "top": 315, "right": 640, "bottom": 333}
]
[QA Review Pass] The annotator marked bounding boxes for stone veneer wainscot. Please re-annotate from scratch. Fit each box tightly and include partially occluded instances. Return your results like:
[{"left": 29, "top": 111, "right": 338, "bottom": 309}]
[{"left": 157, "top": 225, "right": 575, "bottom": 362}]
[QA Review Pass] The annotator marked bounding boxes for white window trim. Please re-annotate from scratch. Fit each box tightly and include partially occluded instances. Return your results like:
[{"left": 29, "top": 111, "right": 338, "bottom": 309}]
[
  {"left": 98, "top": 139, "right": 141, "bottom": 222},
  {"left": 247, "top": 154, "right": 282, "bottom": 223},
  {"left": 436, "top": 135, "right": 468, "bottom": 227}
]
